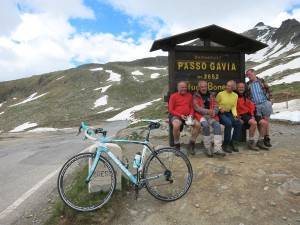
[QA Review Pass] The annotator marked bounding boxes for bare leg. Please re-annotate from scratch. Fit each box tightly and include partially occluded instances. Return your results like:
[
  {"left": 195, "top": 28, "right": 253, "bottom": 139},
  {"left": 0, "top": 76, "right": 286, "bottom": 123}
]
[
  {"left": 258, "top": 119, "right": 268, "bottom": 138},
  {"left": 172, "top": 120, "right": 182, "bottom": 144},
  {"left": 191, "top": 120, "right": 201, "bottom": 142},
  {"left": 248, "top": 118, "right": 257, "bottom": 139}
]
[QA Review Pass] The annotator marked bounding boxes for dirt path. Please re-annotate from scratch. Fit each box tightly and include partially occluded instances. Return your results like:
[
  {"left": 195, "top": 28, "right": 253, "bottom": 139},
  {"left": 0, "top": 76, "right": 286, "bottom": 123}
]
[{"left": 108, "top": 123, "right": 300, "bottom": 225}]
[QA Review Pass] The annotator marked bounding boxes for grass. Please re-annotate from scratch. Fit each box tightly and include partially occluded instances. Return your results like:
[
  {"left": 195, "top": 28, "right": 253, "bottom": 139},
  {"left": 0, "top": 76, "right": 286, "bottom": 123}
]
[
  {"left": 45, "top": 157, "right": 132, "bottom": 225},
  {"left": 271, "top": 82, "right": 300, "bottom": 102}
]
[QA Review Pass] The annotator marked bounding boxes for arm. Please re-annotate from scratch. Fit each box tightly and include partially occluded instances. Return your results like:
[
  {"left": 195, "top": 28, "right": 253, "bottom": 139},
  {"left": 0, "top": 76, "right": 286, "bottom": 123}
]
[
  {"left": 247, "top": 99, "right": 255, "bottom": 116},
  {"left": 189, "top": 95, "right": 194, "bottom": 116},
  {"left": 193, "top": 95, "right": 209, "bottom": 115},
  {"left": 168, "top": 95, "right": 182, "bottom": 117},
  {"left": 231, "top": 95, "right": 238, "bottom": 117}
]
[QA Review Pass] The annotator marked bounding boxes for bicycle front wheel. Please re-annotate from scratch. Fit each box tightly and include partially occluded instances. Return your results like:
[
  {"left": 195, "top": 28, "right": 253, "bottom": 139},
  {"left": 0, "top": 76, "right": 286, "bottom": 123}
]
[
  {"left": 57, "top": 153, "right": 116, "bottom": 212},
  {"left": 143, "top": 147, "right": 193, "bottom": 201}
]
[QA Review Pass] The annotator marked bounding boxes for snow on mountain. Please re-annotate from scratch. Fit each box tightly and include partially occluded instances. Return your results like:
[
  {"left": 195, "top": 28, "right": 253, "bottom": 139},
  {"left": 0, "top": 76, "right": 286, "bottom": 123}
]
[
  {"left": 269, "top": 72, "right": 300, "bottom": 86},
  {"left": 0, "top": 112, "right": 4, "bottom": 115},
  {"left": 10, "top": 122, "right": 38, "bottom": 132},
  {"left": 93, "top": 84, "right": 112, "bottom": 93},
  {"left": 271, "top": 99, "right": 300, "bottom": 122},
  {"left": 105, "top": 70, "right": 121, "bottom": 82},
  {"left": 9, "top": 92, "right": 48, "bottom": 107},
  {"left": 56, "top": 76, "right": 64, "bottom": 80},
  {"left": 97, "top": 107, "right": 116, "bottom": 114},
  {"left": 90, "top": 67, "right": 103, "bottom": 71},
  {"left": 131, "top": 70, "right": 144, "bottom": 76},
  {"left": 143, "top": 66, "right": 167, "bottom": 70},
  {"left": 93, "top": 95, "right": 108, "bottom": 108},
  {"left": 107, "top": 98, "right": 161, "bottom": 121},
  {"left": 150, "top": 73, "right": 160, "bottom": 79}
]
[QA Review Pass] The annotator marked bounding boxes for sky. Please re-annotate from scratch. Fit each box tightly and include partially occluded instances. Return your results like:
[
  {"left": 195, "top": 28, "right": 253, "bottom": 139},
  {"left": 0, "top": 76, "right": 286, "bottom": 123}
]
[{"left": 1, "top": 0, "right": 300, "bottom": 81}]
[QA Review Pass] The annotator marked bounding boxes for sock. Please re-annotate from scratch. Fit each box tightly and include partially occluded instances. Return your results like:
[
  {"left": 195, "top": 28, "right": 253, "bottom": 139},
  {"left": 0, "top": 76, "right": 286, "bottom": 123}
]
[
  {"left": 174, "top": 140, "right": 180, "bottom": 145},
  {"left": 249, "top": 136, "right": 254, "bottom": 141}
]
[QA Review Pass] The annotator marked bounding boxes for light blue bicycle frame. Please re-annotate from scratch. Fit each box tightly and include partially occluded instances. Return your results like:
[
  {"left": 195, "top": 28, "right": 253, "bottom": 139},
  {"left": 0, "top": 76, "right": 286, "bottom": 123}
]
[{"left": 85, "top": 137, "right": 160, "bottom": 185}]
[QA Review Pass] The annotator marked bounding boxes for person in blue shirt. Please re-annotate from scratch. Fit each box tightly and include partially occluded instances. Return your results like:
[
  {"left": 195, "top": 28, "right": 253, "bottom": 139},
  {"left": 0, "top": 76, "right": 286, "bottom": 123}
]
[{"left": 246, "top": 69, "right": 272, "bottom": 149}]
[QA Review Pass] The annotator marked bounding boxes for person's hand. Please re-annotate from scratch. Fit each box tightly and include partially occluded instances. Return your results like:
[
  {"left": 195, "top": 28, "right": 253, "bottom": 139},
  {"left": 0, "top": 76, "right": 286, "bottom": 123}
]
[
  {"left": 209, "top": 109, "right": 215, "bottom": 117},
  {"left": 181, "top": 115, "right": 187, "bottom": 120},
  {"left": 219, "top": 107, "right": 225, "bottom": 113}
]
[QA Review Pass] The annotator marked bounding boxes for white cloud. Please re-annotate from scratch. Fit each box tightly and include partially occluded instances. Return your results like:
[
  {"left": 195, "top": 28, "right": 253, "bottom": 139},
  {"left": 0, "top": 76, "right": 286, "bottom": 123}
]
[
  {"left": 0, "top": 0, "right": 300, "bottom": 81},
  {"left": 103, "top": 0, "right": 300, "bottom": 33}
]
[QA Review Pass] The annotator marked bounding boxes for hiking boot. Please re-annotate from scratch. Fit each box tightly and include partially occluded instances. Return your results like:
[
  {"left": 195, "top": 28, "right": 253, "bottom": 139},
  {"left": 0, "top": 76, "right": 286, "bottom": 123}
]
[
  {"left": 230, "top": 142, "right": 239, "bottom": 152},
  {"left": 248, "top": 140, "right": 259, "bottom": 151},
  {"left": 205, "top": 148, "right": 213, "bottom": 157},
  {"left": 264, "top": 136, "right": 272, "bottom": 147},
  {"left": 256, "top": 140, "right": 269, "bottom": 150},
  {"left": 222, "top": 144, "right": 232, "bottom": 153},
  {"left": 187, "top": 141, "right": 195, "bottom": 155},
  {"left": 213, "top": 150, "right": 226, "bottom": 157}
]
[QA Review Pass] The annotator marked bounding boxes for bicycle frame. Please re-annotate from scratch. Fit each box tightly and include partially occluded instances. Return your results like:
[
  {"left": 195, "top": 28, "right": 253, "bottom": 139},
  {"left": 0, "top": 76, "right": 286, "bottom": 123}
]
[{"left": 86, "top": 138, "right": 164, "bottom": 185}]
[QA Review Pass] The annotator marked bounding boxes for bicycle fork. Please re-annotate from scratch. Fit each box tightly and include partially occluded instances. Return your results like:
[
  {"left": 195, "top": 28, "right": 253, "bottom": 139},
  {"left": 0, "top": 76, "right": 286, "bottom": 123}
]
[{"left": 85, "top": 149, "right": 102, "bottom": 183}]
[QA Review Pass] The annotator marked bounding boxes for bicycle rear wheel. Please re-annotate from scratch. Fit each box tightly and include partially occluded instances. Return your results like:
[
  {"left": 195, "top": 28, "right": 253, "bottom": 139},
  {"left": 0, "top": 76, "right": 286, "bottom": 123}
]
[
  {"left": 143, "top": 147, "right": 193, "bottom": 201},
  {"left": 57, "top": 153, "right": 116, "bottom": 212}
]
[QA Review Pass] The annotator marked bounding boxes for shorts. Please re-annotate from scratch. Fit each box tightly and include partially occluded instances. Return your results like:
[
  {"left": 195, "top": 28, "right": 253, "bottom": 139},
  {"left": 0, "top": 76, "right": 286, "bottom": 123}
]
[
  {"left": 170, "top": 116, "right": 185, "bottom": 131},
  {"left": 240, "top": 113, "right": 252, "bottom": 129},
  {"left": 255, "top": 101, "right": 273, "bottom": 118}
]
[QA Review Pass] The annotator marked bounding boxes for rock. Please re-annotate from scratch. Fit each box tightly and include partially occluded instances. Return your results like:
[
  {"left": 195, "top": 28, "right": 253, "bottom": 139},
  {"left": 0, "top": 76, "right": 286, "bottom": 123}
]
[
  {"left": 264, "top": 186, "right": 269, "bottom": 191},
  {"left": 290, "top": 209, "right": 297, "bottom": 213},
  {"left": 278, "top": 178, "right": 300, "bottom": 196},
  {"left": 194, "top": 204, "right": 200, "bottom": 208},
  {"left": 269, "top": 201, "right": 276, "bottom": 207},
  {"left": 25, "top": 214, "right": 33, "bottom": 218},
  {"left": 205, "top": 209, "right": 209, "bottom": 213},
  {"left": 265, "top": 178, "right": 270, "bottom": 182},
  {"left": 129, "top": 209, "right": 138, "bottom": 216},
  {"left": 257, "top": 169, "right": 266, "bottom": 177},
  {"left": 252, "top": 206, "right": 256, "bottom": 210},
  {"left": 282, "top": 216, "right": 287, "bottom": 220}
]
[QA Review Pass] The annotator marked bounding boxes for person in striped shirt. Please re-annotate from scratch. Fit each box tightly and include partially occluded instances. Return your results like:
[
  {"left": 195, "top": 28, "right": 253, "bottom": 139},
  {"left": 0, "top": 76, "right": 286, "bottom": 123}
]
[{"left": 246, "top": 69, "right": 272, "bottom": 148}]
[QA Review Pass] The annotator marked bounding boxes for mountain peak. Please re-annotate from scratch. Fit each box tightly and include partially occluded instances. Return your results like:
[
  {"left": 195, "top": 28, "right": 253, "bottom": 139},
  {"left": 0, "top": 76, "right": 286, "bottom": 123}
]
[
  {"left": 255, "top": 22, "right": 265, "bottom": 27},
  {"left": 280, "top": 19, "right": 300, "bottom": 28}
]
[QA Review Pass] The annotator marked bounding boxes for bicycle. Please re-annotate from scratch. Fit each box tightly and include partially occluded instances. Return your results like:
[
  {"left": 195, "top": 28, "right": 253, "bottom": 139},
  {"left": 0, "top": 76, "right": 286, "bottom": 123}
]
[{"left": 57, "top": 120, "right": 193, "bottom": 212}]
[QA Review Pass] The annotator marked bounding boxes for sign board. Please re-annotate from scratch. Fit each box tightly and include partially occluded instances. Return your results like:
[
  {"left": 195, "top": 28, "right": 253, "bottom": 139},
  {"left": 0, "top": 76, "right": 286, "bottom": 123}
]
[{"left": 169, "top": 47, "right": 245, "bottom": 94}]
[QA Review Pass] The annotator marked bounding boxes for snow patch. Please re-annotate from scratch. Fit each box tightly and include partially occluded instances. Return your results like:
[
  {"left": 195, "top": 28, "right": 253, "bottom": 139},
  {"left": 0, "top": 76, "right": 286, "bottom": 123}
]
[
  {"left": 271, "top": 111, "right": 300, "bottom": 122},
  {"left": 94, "top": 95, "right": 108, "bottom": 108},
  {"left": 255, "top": 25, "right": 270, "bottom": 31},
  {"left": 253, "top": 60, "right": 271, "bottom": 71},
  {"left": 150, "top": 73, "right": 160, "bottom": 79},
  {"left": 0, "top": 101, "right": 6, "bottom": 107},
  {"left": 56, "top": 76, "right": 64, "bottom": 80},
  {"left": 10, "top": 122, "right": 38, "bottom": 132},
  {"left": 269, "top": 42, "right": 295, "bottom": 58},
  {"left": 106, "top": 70, "right": 121, "bottom": 82},
  {"left": 271, "top": 99, "right": 300, "bottom": 122},
  {"left": 27, "top": 127, "right": 73, "bottom": 133},
  {"left": 258, "top": 57, "right": 300, "bottom": 78},
  {"left": 94, "top": 84, "right": 112, "bottom": 93},
  {"left": 97, "top": 107, "right": 114, "bottom": 114},
  {"left": 270, "top": 72, "right": 300, "bottom": 86},
  {"left": 107, "top": 98, "right": 161, "bottom": 121},
  {"left": 9, "top": 92, "right": 48, "bottom": 107},
  {"left": 288, "top": 51, "right": 300, "bottom": 57},
  {"left": 131, "top": 70, "right": 144, "bottom": 76},
  {"left": 89, "top": 67, "right": 103, "bottom": 71},
  {"left": 144, "top": 66, "right": 167, "bottom": 70},
  {"left": 0, "top": 111, "right": 4, "bottom": 115}
]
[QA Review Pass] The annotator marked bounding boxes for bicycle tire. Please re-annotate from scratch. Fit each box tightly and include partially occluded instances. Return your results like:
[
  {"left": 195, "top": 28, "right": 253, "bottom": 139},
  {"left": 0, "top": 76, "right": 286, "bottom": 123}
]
[
  {"left": 143, "top": 147, "right": 193, "bottom": 201},
  {"left": 57, "top": 153, "right": 116, "bottom": 212}
]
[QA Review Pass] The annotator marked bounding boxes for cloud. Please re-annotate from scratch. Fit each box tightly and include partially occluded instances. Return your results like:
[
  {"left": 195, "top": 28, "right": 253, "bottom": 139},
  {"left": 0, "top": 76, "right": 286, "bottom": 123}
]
[
  {"left": 102, "top": 0, "right": 300, "bottom": 33},
  {"left": 0, "top": 0, "right": 300, "bottom": 81}
]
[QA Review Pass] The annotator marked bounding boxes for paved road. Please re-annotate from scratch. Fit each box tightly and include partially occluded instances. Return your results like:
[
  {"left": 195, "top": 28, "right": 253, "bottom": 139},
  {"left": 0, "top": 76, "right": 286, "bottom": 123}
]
[{"left": 0, "top": 121, "right": 128, "bottom": 225}]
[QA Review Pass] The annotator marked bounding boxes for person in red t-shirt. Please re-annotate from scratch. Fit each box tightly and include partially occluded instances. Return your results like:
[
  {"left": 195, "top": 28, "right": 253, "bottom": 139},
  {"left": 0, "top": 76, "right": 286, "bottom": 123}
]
[
  {"left": 168, "top": 81, "right": 201, "bottom": 154},
  {"left": 237, "top": 82, "right": 261, "bottom": 150}
]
